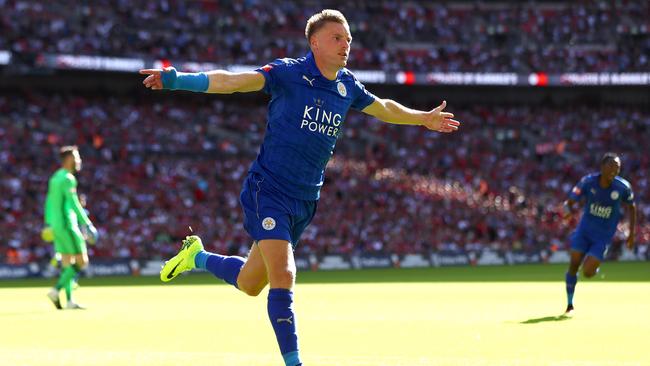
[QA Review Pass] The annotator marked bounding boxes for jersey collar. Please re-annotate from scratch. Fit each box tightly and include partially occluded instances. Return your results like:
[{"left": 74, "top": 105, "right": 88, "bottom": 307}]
[{"left": 305, "top": 52, "right": 343, "bottom": 82}]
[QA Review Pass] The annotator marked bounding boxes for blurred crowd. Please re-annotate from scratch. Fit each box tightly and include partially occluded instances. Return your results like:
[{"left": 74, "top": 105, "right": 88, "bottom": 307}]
[
  {"left": 2, "top": 0, "right": 649, "bottom": 72},
  {"left": 1, "top": 92, "right": 648, "bottom": 264}
]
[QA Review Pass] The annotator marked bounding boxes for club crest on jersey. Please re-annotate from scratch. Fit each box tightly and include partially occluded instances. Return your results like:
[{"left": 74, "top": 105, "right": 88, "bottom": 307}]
[
  {"left": 336, "top": 81, "right": 347, "bottom": 97},
  {"left": 262, "top": 217, "right": 276, "bottom": 230},
  {"left": 610, "top": 191, "right": 619, "bottom": 200}
]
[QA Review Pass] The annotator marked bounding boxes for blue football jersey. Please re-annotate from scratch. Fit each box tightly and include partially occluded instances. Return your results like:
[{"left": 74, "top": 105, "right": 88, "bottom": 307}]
[
  {"left": 252, "top": 52, "right": 376, "bottom": 200},
  {"left": 568, "top": 173, "right": 634, "bottom": 237}
]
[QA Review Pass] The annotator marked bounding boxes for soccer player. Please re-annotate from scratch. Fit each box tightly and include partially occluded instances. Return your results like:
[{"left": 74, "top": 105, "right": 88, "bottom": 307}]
[
  {"left": 44, "top": 146, "right": 98, "bottom": 310},
  {"left": 140, "top": 9, "right": 460, "bottom": 366},
  {"left": 562, "top": 152, "right": 636, "bottom": 314}
]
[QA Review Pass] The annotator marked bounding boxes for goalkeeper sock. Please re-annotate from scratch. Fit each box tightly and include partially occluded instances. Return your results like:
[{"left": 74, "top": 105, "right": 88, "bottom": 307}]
[
  {"left": 194, "top": 251, "right": 245, "bottom": 288},
  {"left": 56, "top": 265, "right": 79, "bottom": 301}
]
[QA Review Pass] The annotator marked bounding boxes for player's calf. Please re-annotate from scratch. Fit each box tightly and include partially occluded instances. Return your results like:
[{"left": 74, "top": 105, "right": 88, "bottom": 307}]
[
  {"left": 581, "top": 255, "right": 601, "bottom": 278},
  {"left": 237, "top": 278, "right": 267, "bottom": 297}
]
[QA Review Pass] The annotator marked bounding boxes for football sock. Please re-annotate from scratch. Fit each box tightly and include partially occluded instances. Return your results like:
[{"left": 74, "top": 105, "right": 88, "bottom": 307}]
[
  {"left": 565, "top": 272, "right": 577, "bottom": 306},
  {"left": 56, "top": 265, "right": 79, "bottom": 301},
  {"left": 268, "top": 288, "right": 301, "bottom": 366},
  {"left": 194, "top": 251, "right": 245, "bottom": 288}
]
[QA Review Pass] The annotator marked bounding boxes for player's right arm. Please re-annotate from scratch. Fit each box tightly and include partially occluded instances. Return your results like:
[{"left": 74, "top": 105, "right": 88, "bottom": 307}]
[
  {"left": 563, "top": 176, "right": 588, "bottom": 219},
  {"left": 44, "top": 189, "right": 52, "bottom": 226},
  {"left": 139, "top": 67, "right": 265, "bottom": 94}
]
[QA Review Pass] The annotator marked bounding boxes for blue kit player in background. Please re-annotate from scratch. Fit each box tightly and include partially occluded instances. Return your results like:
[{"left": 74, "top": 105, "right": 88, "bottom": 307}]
[
  {"left": 140, "top": 9, "right": 460, "bottom": 366},
  {"left": 562, "top": 152, "right": 637, "bottom": 314}
]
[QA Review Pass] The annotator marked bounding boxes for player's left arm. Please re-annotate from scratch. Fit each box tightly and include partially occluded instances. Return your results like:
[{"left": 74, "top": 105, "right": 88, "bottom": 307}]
[
  {"left": 362, "top": 99, "right": 460, "bottom": 133},
  {"left": 625, "top": 202, "right": 637, "bottom": 249},
  {"left": 63, "top": 178, "right": 91, "bottom": 226}
]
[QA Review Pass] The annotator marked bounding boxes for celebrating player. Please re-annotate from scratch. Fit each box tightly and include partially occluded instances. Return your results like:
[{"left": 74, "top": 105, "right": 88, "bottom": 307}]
[
  {"left": 44, "top": 146, "right": 98, "bottom": 310},
  {"left": 562, "top": 152, "right": 636, "bottom": 314},
  {"left": 140, "top": 9, "right": 460, "bottom": 366}
]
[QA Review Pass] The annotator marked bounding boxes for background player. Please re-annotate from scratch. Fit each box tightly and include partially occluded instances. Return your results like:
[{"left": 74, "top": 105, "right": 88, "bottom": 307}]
[
  {"left": 562, "top": 152, "right": 636, "bottom": 314},
  {"left": 44, "top": 146, "right": 98, "bottom": 309},
  {"left": 140, "top": 9, "right": 460, "bottom": 366}
]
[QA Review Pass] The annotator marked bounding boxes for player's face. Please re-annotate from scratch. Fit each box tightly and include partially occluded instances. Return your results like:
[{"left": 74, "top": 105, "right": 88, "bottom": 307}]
[
  {"left": 312, "top": 21, "right": 352, "bottom": 68},
  {"left": 72, "top": 150, "right": 82, "bottom": 172},
  {"left": 601, "top": 158, "right": 620, "bottom": 183}
]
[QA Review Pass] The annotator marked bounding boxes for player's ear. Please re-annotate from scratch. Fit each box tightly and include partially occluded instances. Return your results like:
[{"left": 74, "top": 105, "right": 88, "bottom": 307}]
[{"left": 309, "top": 36, "right": 318, "bottom": 51}]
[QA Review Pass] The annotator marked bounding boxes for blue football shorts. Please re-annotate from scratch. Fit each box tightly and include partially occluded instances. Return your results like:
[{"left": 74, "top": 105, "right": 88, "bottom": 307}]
[
  {"left": 240, "top": 172, "right": 317, "bottom": 248},
  {"left": 569, "top": 229, "right": 612, "bottom": 261}
]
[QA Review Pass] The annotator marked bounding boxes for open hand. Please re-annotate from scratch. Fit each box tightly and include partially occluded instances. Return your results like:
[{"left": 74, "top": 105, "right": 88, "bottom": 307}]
[{"left": 421, "top": 101, "right": 461, "bottom": 133}]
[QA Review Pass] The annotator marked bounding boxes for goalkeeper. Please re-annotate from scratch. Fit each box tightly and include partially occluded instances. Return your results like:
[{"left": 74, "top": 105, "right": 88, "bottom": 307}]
[{"left": 43, "top": 146, "right": 98, "bottom": 310}]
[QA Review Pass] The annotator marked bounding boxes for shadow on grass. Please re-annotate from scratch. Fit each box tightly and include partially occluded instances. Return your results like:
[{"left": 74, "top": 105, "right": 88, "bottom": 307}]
[{"left": 520, "top": 314, "right": 572, "bottom": 324}]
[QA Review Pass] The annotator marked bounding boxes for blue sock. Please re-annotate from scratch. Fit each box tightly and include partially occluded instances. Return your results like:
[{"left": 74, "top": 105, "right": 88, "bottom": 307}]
[
  {"left": 194, "top": 251, "right": 245, "bottom": 288},
  {"left": 565, "top": 272, "right": 577, "bottom": 305},
  {"left": 268, "top": 289, "right": 301, "bottom": 366}
]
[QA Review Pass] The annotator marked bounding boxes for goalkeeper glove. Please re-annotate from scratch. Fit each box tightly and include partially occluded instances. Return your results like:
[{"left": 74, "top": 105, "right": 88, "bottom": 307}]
[
  {"left": 83, "top": 224, "right": 99, "bottom": 244},
  {"left": 41, "top": 226, "right": 54, "bottom": 242}
]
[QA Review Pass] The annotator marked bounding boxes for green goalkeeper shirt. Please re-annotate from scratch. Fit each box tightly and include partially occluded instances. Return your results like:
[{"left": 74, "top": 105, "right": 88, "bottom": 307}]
[{"left": 44, "top": 168, "right": 91, "bottom": 228}]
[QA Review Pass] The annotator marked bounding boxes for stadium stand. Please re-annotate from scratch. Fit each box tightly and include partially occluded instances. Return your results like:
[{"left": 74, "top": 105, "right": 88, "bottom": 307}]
[{"left": 1, "top": 92, "right": 648, "bottom": 263}]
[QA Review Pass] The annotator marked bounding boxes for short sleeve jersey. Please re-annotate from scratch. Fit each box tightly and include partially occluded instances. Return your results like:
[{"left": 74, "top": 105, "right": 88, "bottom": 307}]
[
  {"left": 252, "top": 52, "right": 376, "bottom": 201},
  {"left": 568, "top": 173, "right": 634, "bottom": 237}
]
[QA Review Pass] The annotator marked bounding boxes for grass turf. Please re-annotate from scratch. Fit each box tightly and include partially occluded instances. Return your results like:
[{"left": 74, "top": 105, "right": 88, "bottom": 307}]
[{"left": 0, "top": 263, "right": 648, "bottom": 365}]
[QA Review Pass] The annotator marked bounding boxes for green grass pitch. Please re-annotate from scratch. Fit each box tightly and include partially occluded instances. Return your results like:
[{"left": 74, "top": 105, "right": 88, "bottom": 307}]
[{"left": 0, "top": 262, "right": 648, "bottom": 366}]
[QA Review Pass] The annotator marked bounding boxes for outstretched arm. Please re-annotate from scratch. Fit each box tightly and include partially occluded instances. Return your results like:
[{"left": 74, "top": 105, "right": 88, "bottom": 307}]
[
  {"left": 140, "top": 67, "right": 265, "bottom": 94},
  {"left": 362, "top": 99, "right": 460, "bottom": 133}
]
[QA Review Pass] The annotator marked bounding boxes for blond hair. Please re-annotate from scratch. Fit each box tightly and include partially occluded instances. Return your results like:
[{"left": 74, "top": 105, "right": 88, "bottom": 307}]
[{"left": 304, "top": 9, "right": 349, "bottom": 41}]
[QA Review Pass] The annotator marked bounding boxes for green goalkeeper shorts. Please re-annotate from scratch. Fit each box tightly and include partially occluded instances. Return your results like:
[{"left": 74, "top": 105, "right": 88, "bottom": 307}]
[{"left": 52, "top": 226, "right": 87, "bottom": 254}]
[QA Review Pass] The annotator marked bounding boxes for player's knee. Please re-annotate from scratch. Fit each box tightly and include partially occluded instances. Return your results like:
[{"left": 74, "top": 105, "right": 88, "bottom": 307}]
[
  {"left": 269, "top": 269, "right": 295, "bottom": 289},
  {"left": 76, "top": 257, "right": 89, "bottom": 269}
]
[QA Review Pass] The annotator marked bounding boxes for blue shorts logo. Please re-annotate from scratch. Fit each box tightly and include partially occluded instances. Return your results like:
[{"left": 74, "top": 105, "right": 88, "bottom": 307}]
[{"left": 262, "top": 217, "right": 276, "bottom": 230}]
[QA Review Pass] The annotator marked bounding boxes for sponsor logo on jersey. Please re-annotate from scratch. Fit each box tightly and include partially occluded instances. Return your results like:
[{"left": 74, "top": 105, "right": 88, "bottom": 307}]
[
  {"left": 589, "top": 203, "right": 612, "bottom": 219},
  {"left": 300, "top": 104, "right": 342, "bottom": 137}
]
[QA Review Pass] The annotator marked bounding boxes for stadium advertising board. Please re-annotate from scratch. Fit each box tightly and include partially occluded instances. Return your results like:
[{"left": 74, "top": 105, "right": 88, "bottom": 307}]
[
  {"left": 399, "top": 254, "right": 431, "bottom": 268},
  {"left": 505, "top": 251, "right": 542, "bottom": 265},
  {"left": 317, "top": 255, "right": 352, "bottom": 270},
  {"left": 6, "top": 51, "right": 649, "bottom": 86},
  {"left": 294, "top": 256, "right": 310, "bottom": 271},
  {"left": 84, "top": 259, "right": 133, "bottom": 276},
  {"left": 350, "top": 254, "right": 393, "bottom": 269},
  {"left": 477, "top": 250, "right": 506, "bottom": 265},
  {"left": 0, "top": 264, "right": 35, "bottom": 279},
  {"left": 430, "top": 251, "right": 470, "bottom": 267}
]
